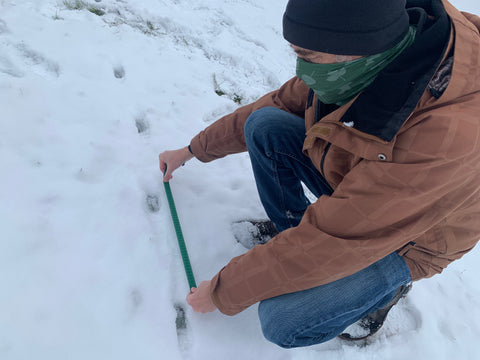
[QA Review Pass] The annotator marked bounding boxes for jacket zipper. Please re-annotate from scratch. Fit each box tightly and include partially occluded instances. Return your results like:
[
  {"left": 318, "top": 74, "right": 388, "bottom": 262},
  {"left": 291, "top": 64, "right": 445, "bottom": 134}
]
[
  {"left": 320, "top": 143, "right": 331, "bottom": 177},
  {"left": 320, "top": 143, "right": 334, "bottom": 194},
  {"left": 314, "top": 97, "right": 321, "bottom": 123},
  {"left": 313, "top": 98, "right": 334, "bottom": 193},
  {"left": 306, "top": 89, "right": 314, "bottom": 109}
]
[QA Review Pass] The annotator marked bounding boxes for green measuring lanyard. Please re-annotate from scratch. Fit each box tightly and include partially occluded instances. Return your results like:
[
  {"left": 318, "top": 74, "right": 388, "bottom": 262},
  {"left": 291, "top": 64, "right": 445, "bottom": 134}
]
[{"left": 163, "top": 168, "right": 197, "bottom": 289}]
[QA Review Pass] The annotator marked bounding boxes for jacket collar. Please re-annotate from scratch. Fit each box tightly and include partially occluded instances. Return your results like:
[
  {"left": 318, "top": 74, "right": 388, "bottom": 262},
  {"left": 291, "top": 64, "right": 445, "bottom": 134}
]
[
  {"left": 435, "top": 0, "right": 480, "bottom": 105},
  {"left": 338, "top": 0, "right": 451, "bottom": 142}
]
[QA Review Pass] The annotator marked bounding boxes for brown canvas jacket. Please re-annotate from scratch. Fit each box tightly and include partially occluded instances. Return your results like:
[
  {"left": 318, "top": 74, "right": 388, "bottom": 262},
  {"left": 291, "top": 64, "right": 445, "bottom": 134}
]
[{"left": 190, "top": 0, "right": 480, "bottom": 316}]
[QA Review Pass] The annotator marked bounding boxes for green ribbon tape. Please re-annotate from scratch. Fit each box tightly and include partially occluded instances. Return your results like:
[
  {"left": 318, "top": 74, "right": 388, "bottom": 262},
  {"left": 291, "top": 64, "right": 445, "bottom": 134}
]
[{"left": 163, "top": 171, "right": 196, "bottom": 289}]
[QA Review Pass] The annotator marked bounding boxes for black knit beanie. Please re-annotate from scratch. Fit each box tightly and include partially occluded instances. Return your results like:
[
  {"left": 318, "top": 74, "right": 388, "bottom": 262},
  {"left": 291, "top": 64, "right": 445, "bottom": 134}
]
[{"left": 283, "top": 0, "right": 410, "bottom": 55}]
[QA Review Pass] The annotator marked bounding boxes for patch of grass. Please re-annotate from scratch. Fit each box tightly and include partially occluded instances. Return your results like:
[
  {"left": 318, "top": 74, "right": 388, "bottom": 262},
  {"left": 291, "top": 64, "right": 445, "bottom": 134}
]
[
  {"left": 52, "top": 12, "right": 64, "bottom": 20},
  {"left": 88, "top": 6, "right": 105, "bottom": 16},
  {"left": 139, "top": 19, "right": 158, "bottom": 35},
  {"left": 63, "top": 0, "right": 87, "bottom": 10},
  {"left": 146, "top": 20, "right": 155, "bottom": 31},
  {"left": 63, "top": 0, "right": 105, "bottom": 16},
  {"left": 213, "top": 74, "right": 226, "bottom": 97},
  {"left": 212, "top": 74, "right": 244, "bottom": 104},
  {"left": 233, "top": 93, "right": 243, "bottom": 104},
  {"left": 175, "top": 35, "right": 189, "bottom": 46},
  {"left": 105, "top": 18, "right": 126, "bottom": 27},
  {"left": 128, "top": 18, "right": 167, "bottom": 36}
]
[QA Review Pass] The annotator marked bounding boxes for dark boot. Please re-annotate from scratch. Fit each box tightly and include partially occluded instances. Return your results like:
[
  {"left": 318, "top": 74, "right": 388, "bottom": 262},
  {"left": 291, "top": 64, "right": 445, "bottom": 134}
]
[
  {"left": 339, "top": 283, "right": 412, "bottom": 341},
  {"left": 232, "top": 220, "right": 279, "bottom": 249}
]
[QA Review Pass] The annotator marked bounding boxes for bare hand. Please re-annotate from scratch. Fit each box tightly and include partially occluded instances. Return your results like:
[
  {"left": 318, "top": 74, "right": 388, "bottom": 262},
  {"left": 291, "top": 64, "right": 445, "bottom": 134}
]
[
  {"left": 159, "top": 146, "right": 194, "bottom": 182},
  {"left": 186, "top": 280, "right": 217, "bottom": 313}
]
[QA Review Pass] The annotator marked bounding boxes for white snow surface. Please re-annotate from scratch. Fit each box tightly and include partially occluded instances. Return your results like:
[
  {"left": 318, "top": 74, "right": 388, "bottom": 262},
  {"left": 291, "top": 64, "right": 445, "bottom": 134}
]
[{"left": 1, "top": 0, "right": 480, "bottom": 359}]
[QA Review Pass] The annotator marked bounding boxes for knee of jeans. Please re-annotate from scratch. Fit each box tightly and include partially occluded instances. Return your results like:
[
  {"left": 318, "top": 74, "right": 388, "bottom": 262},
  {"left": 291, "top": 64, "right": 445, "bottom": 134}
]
[
  {"left": 259, "top": 298, "right": 339, "bottom": 348},
  {"left": 258, "top": 300, "right": 297, "bottom": 349},
  {"left": 244, "top": 107, "right": 281, "bottom": 147}
]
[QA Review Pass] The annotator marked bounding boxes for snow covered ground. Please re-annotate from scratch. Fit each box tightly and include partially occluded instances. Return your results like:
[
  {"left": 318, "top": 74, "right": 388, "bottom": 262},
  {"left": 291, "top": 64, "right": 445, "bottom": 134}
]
[{"left": 1, "top": 0, "right": 480, "bottom": 359}]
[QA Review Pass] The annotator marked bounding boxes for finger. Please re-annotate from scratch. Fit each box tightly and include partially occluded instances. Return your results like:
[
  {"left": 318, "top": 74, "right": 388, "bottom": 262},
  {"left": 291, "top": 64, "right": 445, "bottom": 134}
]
[
  {"left": 159, "top": 159, "right": 170, "bottom": 180},
  {"left": 159, "top": 156, "right": 165, "bottom": 172},
  {"left": 186, "top": 287, "right": 197, "bottom": 302},
  {"left": 162, "top": 162, "right": 172, "bottom": 182},
  {"left": 164, "top": 170, "right": 172, "bottom": 182},
  {"left": 160, "top": 161, "right": 167, "bottom": 176}
]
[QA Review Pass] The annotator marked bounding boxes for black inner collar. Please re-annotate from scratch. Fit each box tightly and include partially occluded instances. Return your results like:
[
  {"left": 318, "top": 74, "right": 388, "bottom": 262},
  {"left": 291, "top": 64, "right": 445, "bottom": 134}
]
[{"left": 339, "top": 0, "right": 452, "bottom": 142}]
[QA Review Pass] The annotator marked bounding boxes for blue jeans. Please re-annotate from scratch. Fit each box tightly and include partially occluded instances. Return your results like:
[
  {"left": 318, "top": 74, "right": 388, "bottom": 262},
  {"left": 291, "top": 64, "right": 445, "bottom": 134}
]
[{"left": 244, "top": 107, "right": 412, "bottom": 348}]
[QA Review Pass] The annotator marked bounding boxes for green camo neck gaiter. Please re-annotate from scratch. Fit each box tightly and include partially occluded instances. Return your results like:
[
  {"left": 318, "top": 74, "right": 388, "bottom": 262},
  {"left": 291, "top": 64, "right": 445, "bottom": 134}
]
[{"left": 296, "top": 26, "right": 416, "bottom": 106}]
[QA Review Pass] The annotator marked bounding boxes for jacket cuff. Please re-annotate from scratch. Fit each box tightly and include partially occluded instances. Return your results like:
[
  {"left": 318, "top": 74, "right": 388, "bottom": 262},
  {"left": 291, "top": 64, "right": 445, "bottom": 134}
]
[
  {"left": 189, "top": 133, "right": 217, "bottom": 163},
  {"left": 209, "top": 273, "right": 224, "bottom": 311}
]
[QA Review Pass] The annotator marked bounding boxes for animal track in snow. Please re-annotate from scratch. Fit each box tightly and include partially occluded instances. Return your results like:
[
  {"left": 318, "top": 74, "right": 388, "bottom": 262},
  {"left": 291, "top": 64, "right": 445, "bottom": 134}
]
[
  {"left": 146, "top": 194, "right": 160, "bottom": 213},
  {"left": 113, "top": 65, "right": 125, "bottom": 79},
  {"left": 174, "top": 302, "right": 192, "bottom": 358},
  {"left": 174, "top": 303, "right": 187, "bottom": 330},
  {"left": 134, "top": 113, "right": 150, "bottom": 134},
  {"left": 0, "top": 53, "right": 24, "bottom": 77},
  {"left": 129, "top": 288, "right": 143, "bottom": 311},
  {"left": 0, "top": 18, "right": 8, "bottom": 34},
  {"left": 0, "top": 39, "right": 60, "bottom": 78},
  {"left": 135, "top": 117, "right": 149, "bottom": 134},
  {"left": 16, "top": 42, "right": 60, "bottom": 77}
]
